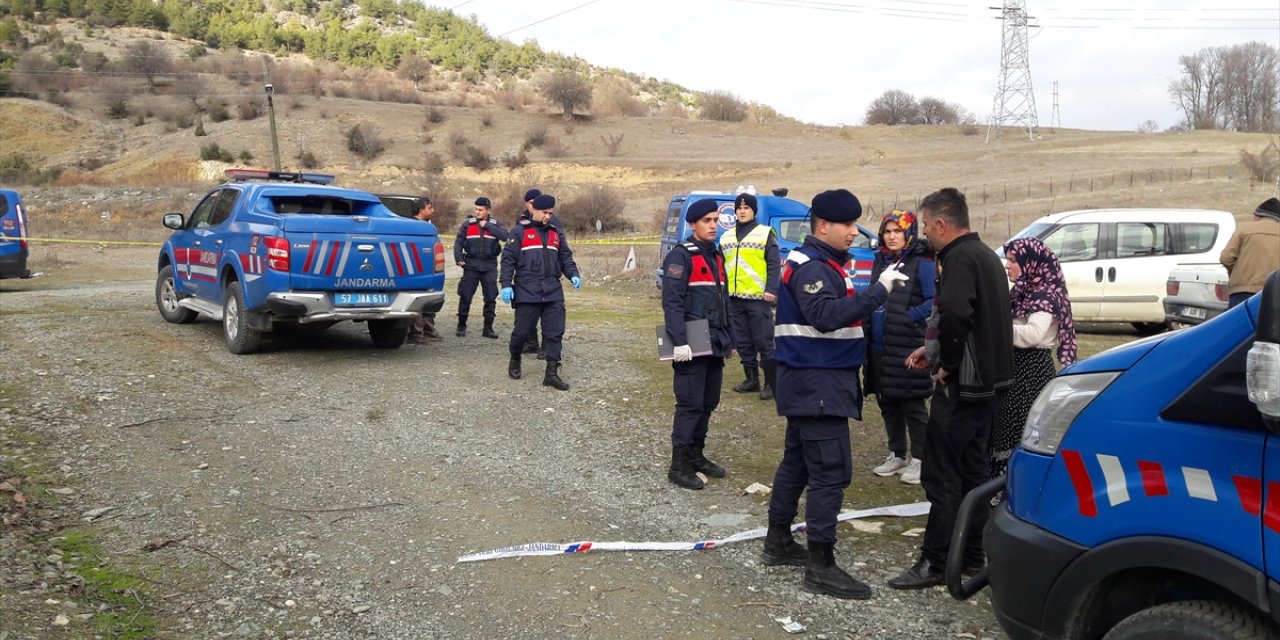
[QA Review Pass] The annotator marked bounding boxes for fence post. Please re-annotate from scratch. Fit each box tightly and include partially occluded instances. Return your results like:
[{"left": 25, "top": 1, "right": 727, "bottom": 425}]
[{"left": 1050, "top": 177, "right": 1054, "bottom": 196}]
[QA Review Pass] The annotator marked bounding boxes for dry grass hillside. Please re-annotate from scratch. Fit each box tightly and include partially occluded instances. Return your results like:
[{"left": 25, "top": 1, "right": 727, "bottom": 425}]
[{"left": 3, "top": 21, "right": 1278, "bottom": 241}]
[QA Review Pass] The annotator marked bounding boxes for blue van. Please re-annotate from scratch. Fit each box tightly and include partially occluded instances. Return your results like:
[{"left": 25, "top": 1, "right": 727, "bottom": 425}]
[
  {"left": 949, "top": 271, "right": 1280, "bottom": 640},
  {"left": 657, "top": 190, "right": 878, "bottom": 290},
  {"left": 0, "top": 189, "right": 31, "bottom": 279}
]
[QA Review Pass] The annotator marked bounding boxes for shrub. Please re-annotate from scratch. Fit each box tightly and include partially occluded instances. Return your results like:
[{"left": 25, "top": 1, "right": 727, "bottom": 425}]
[
  {"left": 422, "top": 151, "right": 446, "bottom": 175},
  {"left": 106, "top": 96, "right": 129, "bottom": 119},
  {"left": 1240, "top": 143, "right": 1279, "bottom": 183},
  {"left": 460, "top": 145, "right": 493, "bottom": 171},
  {"left": 237, "top": 99, "right": 261, "bottom": 120},
  {"left": 523, "top": 122, "right": 548, "bottom": 150},
  {"left": 425, "top": 105, "right": 445, "bottom": 124},
  {"left": 446, "top": 129, "right": 469, "bottom": 158},
  {"left": 697, "top": 90, "right": 747, "bottom": 122},
  {"left": 0, "top": 153, "right": 62, "bottom": 185},
  {"left": 600, "top": 132, "right": 624, "bottom": 157},
  {"left": 347, "top": 123, "right": 386, "bottom": 160},
  {"left": 194, "top": 116, "right": 206, "bottom": 136},
  {"left": 80, "top": 51, "right": 109, "bottom": 72},
  {"left": 296, "top": 150, "right": 319, "bottom": 169},
  {"left": 207, "top": 102, "right": 230, "bottom": 122},
  {"left": 133, "top": 113, "right": 145, "bottom": 126},
  {"left": 592, "top": 75, "right": 645, "bottom": 117},
  {"left": 480, "top": 111, "right": 493, "bottom": 127},
  {"left": 238, "top": 150, "right": 254, "bottom": 163},
  {"left": 540, "top": 71, "right": 591, "bottom": 120},
  {"left": 200, "top": 143, "right": 234, "bottom": 162},
  {"left": 558, "top": 185, "right": 628, "bottom": 234},
  {"left": 542, "top": 136, "right": 566, "bottom": 158},
  {"left": 502, "top": 148, "right": 528, "bottom": 169}
]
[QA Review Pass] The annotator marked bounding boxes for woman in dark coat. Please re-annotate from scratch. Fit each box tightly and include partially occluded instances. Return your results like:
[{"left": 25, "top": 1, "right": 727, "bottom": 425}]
[{"left": 866, "top": 210, "right": 936, "bottom": 485}]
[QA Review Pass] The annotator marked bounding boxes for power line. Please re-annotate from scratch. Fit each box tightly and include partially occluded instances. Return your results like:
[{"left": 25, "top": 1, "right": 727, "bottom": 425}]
[{"left": 497, "top": 0, "right": 608, "bottom": 37}]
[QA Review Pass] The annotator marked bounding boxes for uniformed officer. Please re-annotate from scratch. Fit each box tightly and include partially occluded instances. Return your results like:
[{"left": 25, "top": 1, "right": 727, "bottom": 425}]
[
  {"left": 661, "top": 198, "right": 734, "bottom": 490},
  {"left": 516, "top": 188, "right": 563, "bottom": 358},
  {"left": 719, "top": 192, "right": 780, "bottom": 400},
  {"left": 761, "top": 189, "right": 909, "bottom": 599},
  {"left": 453, "top": 196, "right": 509, "bottom": 338},
  {"left": 500, "top": 194, "right": 581, "bottom": 390}
]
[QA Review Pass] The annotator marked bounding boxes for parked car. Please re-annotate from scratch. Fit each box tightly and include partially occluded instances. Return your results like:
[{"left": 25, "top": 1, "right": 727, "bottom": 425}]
[
  {"left": 657, "top": 189, "right": 878, "bottom": 290},
  {"left": 1003, "top": 208, "right": 1235, "bottom": 334},
  {"left": 948, "top": 271, "right": 1280, "bottom": 640},
  {"left": 155, "top": 169, "right": 446, "bottom": 354},
  {"left": 1164, "top": 264, "right": 1229, "bottom": 326},
  {"left": 0, "top": 188, "right": 31, "bottom": 279}
]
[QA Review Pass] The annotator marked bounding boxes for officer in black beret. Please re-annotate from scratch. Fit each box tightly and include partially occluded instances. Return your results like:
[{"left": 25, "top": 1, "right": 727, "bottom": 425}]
[
  {"left": 516, "top": 188, "right": 563, "bottom": 357},
  {"left": 660, "top": 198, "right": 734, "bottom": 490},
  {"left": 760, "top": 189, "right": 909, "bottom": 599},
  {"left": 453, "top": 196, "right": 509, "bottom": 338},
  {"left": 501, "top": 194, "right": 581, "bottom": 390}
]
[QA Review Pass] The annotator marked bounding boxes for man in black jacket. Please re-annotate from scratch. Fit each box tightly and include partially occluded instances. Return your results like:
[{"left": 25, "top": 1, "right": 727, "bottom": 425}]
[
  {"left": 453, "top": 196, "right": 509, "bottom": 338},
  {"left": 889, "top": 187, "right": 1013, "bottom": 590}
]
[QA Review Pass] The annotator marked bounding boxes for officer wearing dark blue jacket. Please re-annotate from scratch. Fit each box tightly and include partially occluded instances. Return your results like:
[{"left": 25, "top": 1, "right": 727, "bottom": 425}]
[
  {"left": 760, "top": 189, "right": 910, "bottom": 600},
  {"left": 661, "top": 198, "right": 734, "bottom": 490},
  {"left": 453, "top": 196, "right": 510, "bottom": 339},
  {"left": 516, "top": 188, "right": 563, "bottom": 358},
  {"left": 501, "top": 194, "right": 581, "bottom": 390}
]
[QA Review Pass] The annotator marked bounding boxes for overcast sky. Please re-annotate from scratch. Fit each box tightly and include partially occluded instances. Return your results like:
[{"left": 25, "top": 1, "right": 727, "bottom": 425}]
[{"left": 427, "top": 0, "right": 1279, "bottom": 132}]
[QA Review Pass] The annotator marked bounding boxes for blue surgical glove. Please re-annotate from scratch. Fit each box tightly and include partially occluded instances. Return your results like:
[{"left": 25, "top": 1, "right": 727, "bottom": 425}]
[
  {"left": 571, "top": 276, "right": 581, "bottom": 289},
  {"left": 501, "top": 287, "right": 514, "bottom": 304}
]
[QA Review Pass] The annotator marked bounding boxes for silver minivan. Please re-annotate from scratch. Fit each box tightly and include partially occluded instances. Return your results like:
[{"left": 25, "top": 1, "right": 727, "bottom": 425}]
[{"left": 1004, "top": 208, "right": 1236, "bottom": 333}]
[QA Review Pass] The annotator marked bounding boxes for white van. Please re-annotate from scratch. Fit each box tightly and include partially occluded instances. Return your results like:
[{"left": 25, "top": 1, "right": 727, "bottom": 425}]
[{"left": 1004, "top": 208, "right": 1236, "bottom": 333}]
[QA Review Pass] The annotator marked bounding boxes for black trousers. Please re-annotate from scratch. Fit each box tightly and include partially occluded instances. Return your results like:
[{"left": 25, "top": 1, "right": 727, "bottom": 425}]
[
  {"left": 767, "top": 416, "right": 852, "bottom": 544},
  {"left": 670, "top": 356, "right": 724, "bottom": 447},
  {"left": 728, "top": 297, "right": 774, "bottom": 367},
  {"left": 919, "top": 381, "right": 1003, "bottom": 568},
  {"left": 457, "top": 268, "right": 498, "bottom": 320},
  {"left": 878, "top": 396, "right": 929, "bottom": 460},
  {"left": 509, "top": 301, "right": 564, "bottom": 361}
]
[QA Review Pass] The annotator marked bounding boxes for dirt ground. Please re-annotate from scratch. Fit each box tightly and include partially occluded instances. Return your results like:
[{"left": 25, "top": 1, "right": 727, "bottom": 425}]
[{"left": 0, "top": 243, "right": 1141, "bottom": 639}]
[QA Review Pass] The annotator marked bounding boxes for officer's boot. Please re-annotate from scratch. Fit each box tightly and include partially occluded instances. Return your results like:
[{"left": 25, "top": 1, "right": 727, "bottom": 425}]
[
  {"left": 455, "top": 316, "right": 467, "bottom": 337},
  {"left": 542, "top": 359, "right": 569, "bottom": 391},
  {"left": 759, "top": 357, "right": 777, "bottom": 401},
  {"left": 482, "top": 317, "right": 498, "bottom": 339},
  {"left": 667, "top": 446, "right": 704, "bottom": 490},
  {"left": 689, "top": 442, "right": 725, "bottom": 478},
  {"left": 801, "top": 542, "right": 872, "bottom": 600},
  {"left": 522, "top": 338, "right": 539, "bottom": 354},
  {"left": 508, "top": 353, "right": 521, "bottom": 380},
  {"left": 733, "top": 364, "right": 760, "bottom": 393},
  {"left": 759, "top": 520, "right": 808, "bottom": 567}
]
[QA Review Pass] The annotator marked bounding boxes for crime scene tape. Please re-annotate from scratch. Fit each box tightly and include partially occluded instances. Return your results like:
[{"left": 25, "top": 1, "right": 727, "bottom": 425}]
[
  {"left": 456, "top": 501, "right": 930, "bottom": 563},
  {"left": 17, "top": 237, "right": 162, "bottom": 247}
]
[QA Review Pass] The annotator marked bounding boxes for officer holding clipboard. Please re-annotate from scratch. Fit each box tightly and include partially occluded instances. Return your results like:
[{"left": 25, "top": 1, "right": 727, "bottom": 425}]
[{"left": 660, "top": 198, "right": 734, "bottom": 490}]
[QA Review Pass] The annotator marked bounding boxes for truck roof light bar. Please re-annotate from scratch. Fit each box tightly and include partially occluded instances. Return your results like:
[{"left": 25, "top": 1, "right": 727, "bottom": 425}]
[{"left": 224, "top": 169, "right": 336, "bottom": 185}]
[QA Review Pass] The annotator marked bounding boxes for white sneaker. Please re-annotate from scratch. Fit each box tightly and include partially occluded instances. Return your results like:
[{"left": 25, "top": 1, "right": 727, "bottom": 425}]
[
  {"left": 873, "top": 454, "right": 909, "bottom": 477},
  {"left": 900, "top": 458, "right": 922, "bottom": 485}
]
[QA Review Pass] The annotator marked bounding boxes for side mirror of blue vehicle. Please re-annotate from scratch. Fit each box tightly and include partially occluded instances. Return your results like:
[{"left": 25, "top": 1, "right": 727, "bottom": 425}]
[{"left": 163, "top": 213, "right": 185, "bottom": 230}]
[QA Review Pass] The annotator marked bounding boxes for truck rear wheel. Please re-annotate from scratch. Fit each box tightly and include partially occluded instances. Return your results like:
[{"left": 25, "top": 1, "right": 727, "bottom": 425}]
[
  {"left": 368, "top": 319, "right": 408, "bottom": 349},
  {"left": 1103, "top": 601, "right": 1279, "bottom": 640},
  {"left": 156, "top": 265, "right": 197, "bottom": 324},
  {"left": 223, "top": 280, "right": 263, "bottom": 355}
]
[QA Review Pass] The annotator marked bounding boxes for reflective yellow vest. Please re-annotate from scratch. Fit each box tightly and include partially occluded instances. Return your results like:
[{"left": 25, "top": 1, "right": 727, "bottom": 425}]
[{"left": 721, "top": 223, "right": 773, "bottom": 299}]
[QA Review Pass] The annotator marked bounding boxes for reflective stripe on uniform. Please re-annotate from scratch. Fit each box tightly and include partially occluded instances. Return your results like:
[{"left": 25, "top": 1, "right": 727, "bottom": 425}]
[{"left": 774, "top": 324, "right": 865, "bottom": 340}]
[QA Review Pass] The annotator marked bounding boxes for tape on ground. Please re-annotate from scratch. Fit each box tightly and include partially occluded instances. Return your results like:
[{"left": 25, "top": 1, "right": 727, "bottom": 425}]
[{"left": 456, "top": 501, "right": 930, "bottom": 563}]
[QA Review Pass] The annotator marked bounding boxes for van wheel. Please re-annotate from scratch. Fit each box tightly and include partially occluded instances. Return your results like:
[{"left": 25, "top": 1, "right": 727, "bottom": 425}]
[
  {"left": 1102, "top": 601, "right": 1280, "bottom": 640},
  {"left": 223, "top": 280, "right": 263, "bottom": 355},
  {"left": 368, "top": 319, "right": 408, "bottom": 349},
  {"left": 156, "top": 265, "right": 197, "bottom": 324},
  {"left": 1131, "top": 322, "right": 1168, "bottom": 335}
]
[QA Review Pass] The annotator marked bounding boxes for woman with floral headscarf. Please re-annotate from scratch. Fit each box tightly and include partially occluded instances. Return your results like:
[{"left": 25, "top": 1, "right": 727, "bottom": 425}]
[
  {"left": 991, "top": 237, "right": 1078, "bottom": 479},
  {"left": 866, "top": 210, "right": 936, "bottom": 485}
]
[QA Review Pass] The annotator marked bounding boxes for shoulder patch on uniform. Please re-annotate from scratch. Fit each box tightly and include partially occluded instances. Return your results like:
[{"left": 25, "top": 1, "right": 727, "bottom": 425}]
[
  {"left": 803, "top": 280, "right": 824, "bottom": 294},
  {"left": 666, "top": 263, "right": 684, "bottom": 279}
]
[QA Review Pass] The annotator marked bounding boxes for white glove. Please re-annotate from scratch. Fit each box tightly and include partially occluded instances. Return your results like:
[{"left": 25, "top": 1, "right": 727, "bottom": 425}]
[
  {"left": 878, "top": 265, "right": 910, "bottom": 290},
  {"left": 673, "top": 345, "right": 694, "bottom": 362}
]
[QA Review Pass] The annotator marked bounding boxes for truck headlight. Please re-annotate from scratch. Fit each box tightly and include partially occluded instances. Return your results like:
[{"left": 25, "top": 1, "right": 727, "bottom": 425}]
[
  {"left": 1021, "top": 372, "right": 1120, "bottom": 455},
  {"left": 1247, "top": 342, "right": 1280, "bottom": 418}
]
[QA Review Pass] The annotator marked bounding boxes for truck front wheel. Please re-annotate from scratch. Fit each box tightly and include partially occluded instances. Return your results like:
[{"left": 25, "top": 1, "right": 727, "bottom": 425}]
[
  {"left": 368, "top": 319, "right": 409, "bottom": 349},
  {"left": 223, "top": 281, "right": 263, "bottom": 355},
  {"left": 1103, "top": 601, "right": 1279, "bottom": 640},
  {"left": 156, "top": 265, "right": 197, "bottom": 324}
]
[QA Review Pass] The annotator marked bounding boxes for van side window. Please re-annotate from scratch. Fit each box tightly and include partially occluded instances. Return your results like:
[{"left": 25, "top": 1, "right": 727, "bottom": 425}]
[
  {"left": 1041, "top": 223, "right": 1098, "bottom": 262},
  {"left": 1172, "top": 223, "right": 1218, "bottom": 255},
  {"left": 1116, "top": 222, "right": 1166, "bottom": 258},
  {"left": 187, "top": 190, "right": 222, "bottom": 229},
  {"left": 207, "top": 189, "right": 241, "bottom": 226},
  {"left": 776, "top": 219, "right": 808, "bottom": 245}
]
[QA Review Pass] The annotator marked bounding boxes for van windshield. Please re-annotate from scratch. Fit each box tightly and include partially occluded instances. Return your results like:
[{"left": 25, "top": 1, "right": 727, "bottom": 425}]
[{"left": 997, "top": 222, "right": 1054, "bottom": 257}]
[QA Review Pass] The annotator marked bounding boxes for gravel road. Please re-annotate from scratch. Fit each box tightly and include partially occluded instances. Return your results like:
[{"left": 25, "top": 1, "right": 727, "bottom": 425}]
[{"left": 0, "top": 246, "right": 1006, "bottom": 639}]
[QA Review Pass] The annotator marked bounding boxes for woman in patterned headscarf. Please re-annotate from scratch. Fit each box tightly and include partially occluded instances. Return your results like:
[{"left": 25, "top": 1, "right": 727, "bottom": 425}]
[
  {"left": 990, "top": 237, "right": 1078, "bottom": 479},
  {"left": 866, "top": 210, "right": 936, "bottom": 485}
]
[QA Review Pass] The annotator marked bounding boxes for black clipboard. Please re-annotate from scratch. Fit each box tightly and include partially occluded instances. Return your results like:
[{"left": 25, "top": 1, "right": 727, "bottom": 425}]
[{"left": 657, "top": 319, "right": 713, "bottom": 361}]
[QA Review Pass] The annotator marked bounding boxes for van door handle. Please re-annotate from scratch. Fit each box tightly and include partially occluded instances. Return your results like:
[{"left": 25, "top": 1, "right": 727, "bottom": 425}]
[
  {"left": 1095, "top": 267, "right": 1104, "bottom": 282},
  {"left": 1108, "top": 267, "right": 1116, "bottom": 282}
]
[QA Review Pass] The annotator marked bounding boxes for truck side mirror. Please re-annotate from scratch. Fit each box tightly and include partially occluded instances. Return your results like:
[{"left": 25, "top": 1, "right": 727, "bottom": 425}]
[
  {"left": 1247, "top": 270, "right": 1280, "bottom": 433},
  {"left": 163, "top": 213, "right": 185, "bottom": 230}
]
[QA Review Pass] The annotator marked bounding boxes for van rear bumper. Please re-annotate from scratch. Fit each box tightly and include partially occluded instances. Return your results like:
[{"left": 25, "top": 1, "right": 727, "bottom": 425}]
[
  {"left": 0, "top": 251, "right": 30, "bottom": 279},
  {"left": 986, "top": 504, "right": 1086, "bottom": 640}
]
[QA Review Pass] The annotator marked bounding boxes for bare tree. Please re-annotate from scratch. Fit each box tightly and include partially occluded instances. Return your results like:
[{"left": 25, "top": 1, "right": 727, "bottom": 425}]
[
  {"left": 864, "top": 89, "right": 921, "bottom": 125},
  {"left": 917, "top": 96, "right": 976, "bottom": 125},
  {"left": 120, "top": 40, "right": 172, "bottom": 88},
  {"left": 541, "top": 72, "right": 592, "bottom": 120},
  {"left": 396, "top": 53, "right": 431, "bottom": 91},
  {"left": 697, "top": 90, "right": 748, "bottom": 122},
  {"left": 1169, "top": 42, "right": 1279, "bottom": 132},
  {"left": 1136, "top": 119, "right": 1160, "bottom": 134}
]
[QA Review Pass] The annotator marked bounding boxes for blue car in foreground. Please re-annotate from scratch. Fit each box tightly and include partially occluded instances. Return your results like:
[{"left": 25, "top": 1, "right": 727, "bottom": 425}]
[{"left": 0, "top": 189, "right": 31, "bottom": 279}]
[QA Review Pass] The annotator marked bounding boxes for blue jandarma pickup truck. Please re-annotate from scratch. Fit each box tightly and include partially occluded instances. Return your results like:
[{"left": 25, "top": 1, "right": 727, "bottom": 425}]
[{"left": 155, "top": 170, "right": 445, "bottom": 354}]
